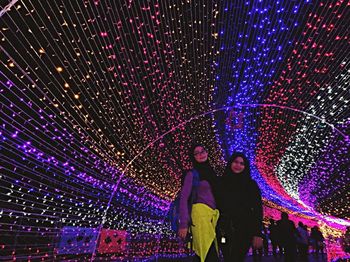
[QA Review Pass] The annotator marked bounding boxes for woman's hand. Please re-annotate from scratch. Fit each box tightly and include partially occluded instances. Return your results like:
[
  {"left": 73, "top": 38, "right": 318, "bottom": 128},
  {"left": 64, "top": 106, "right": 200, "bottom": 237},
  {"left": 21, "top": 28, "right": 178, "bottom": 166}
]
[
  {"left": 178, "top": 228, "right": 188, "bottom": 240},
  {"left": 252, "top": 236, "right": 263, "bottom": 249}
]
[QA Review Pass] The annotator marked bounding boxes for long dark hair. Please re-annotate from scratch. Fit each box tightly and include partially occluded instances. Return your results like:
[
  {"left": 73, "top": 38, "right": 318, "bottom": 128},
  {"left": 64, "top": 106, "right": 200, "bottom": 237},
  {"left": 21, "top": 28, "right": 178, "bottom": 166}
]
[{"left": 224, "top": 152, "right": 251, "bottom": 179}]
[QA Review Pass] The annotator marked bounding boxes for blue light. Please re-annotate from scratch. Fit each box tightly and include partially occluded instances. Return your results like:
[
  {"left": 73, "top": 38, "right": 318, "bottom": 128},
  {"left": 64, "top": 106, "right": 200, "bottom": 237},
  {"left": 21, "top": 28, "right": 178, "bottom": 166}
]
[{"left": 212, "top": 0, "right": 309, "bottom": 208}]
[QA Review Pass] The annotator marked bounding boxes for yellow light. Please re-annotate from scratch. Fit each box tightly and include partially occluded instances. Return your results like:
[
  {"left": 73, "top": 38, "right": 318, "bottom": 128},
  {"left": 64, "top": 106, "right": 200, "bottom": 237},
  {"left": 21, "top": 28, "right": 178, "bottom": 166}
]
[
  {"left": 74, "top": 94, "right": 80, "bottom": 99},
  {"left": 64, "top": 83, "right": 69, "bottom": 88},
  {"left": 9, "top": 62, "right": 15, "bottom": 67},
  {"left": 56, "top": 67, "right": 63, "bottom": 72}
]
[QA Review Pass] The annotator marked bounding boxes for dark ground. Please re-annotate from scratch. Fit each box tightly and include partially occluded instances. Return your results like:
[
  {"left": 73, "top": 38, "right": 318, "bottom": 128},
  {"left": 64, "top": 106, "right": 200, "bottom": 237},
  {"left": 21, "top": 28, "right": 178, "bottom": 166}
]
[{"left": 149, "top": 253, "right": 343, "bottom": 262}]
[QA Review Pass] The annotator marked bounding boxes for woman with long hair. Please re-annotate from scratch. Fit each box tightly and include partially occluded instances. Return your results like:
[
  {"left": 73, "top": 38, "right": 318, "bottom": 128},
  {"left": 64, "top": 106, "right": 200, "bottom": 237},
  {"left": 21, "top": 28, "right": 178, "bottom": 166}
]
[{"left": 178, "top": 143, "right": 220, "bottom": 262}]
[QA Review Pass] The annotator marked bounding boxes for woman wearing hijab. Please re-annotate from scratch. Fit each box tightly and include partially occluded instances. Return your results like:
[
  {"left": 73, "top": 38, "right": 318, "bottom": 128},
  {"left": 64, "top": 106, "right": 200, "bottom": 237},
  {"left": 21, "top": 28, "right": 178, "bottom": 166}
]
[
  {"left": 218, "top": 152, "right": 263, "bottom": 262},
  {"left": 178, "top": 144, "right": 220, "bottom": 262}
]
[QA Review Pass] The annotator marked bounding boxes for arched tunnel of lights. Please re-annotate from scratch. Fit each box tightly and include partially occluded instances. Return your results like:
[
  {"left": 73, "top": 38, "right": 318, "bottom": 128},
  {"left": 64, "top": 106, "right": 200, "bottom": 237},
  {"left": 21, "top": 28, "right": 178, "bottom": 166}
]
[{"left": 0, "top": 0, "right": 349, "bottom": 261}]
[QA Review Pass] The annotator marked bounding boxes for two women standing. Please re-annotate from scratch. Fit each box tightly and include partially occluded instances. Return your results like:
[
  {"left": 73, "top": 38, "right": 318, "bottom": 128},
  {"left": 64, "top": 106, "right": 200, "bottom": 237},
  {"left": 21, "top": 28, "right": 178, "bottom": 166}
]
[{"left": 178, "top": 145, "right": 263, "bottom": 262}]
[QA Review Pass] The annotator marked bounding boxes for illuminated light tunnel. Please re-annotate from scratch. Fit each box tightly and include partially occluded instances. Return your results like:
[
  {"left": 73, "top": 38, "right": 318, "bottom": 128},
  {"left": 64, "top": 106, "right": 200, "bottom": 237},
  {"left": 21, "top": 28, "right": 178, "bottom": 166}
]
[{"left": 0, "top": 0, "right": 349, "bottom": 261}]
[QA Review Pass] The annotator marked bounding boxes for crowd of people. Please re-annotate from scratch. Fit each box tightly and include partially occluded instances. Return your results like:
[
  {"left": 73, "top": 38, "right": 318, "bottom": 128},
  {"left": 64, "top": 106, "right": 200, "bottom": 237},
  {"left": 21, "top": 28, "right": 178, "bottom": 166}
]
[
  {"left": 254, "top": 214, "right": 326, "bottom": 262},
  {"left": 174, "top": 143, "right": 337, "bottom": 262}
]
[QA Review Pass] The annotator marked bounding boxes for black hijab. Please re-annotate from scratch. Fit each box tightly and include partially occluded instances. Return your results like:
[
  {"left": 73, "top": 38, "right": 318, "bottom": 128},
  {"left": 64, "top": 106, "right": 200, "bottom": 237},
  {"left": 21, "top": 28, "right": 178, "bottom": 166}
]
[
  {"left": 189, "top": 144, "right": 216, "bottom": 185},
  {"left": 224, "top": 152, "right": 252, "bottom": 185}
]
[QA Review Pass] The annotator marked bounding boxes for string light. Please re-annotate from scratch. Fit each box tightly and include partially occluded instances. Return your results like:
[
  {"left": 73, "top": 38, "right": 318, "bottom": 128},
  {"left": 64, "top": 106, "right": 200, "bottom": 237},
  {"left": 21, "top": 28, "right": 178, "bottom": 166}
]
[{"left": 0, "top": 0, "right": 349, "bottom": 261}]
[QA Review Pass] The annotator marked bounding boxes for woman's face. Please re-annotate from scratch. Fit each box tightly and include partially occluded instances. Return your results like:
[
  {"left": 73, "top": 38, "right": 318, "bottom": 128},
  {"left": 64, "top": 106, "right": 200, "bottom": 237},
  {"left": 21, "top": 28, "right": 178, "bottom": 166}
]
[
  {"left": 193, "top": 146, "right": 208, "bottom": 163},
  {"left": 230, "top": 156, "right": 245, "bottom": 174}
]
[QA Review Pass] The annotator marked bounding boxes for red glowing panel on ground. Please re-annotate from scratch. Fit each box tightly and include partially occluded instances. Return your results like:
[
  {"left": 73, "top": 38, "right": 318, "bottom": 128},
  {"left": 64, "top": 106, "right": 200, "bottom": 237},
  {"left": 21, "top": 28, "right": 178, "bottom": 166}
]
[{"left": 97, "top": 229, "right": 127, "bottom": 254}]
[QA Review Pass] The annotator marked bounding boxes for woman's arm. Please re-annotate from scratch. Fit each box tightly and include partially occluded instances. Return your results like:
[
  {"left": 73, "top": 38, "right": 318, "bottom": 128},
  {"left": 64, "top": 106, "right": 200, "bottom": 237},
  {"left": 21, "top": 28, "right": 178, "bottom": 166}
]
[
  {"left": 251, "top": 181, "right": 263, "bottom": 237},
  {"left": 250, "top": 181, "right": 263, "bottom": 249},
  {"left": 178, "top": 172, "right": 193, "bottom": 231}
]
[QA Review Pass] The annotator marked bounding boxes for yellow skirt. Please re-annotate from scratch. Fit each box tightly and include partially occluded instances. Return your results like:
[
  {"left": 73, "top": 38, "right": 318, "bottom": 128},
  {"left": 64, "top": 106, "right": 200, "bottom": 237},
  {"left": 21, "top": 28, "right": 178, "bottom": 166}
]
[{"left": 190, "top": 203, "right": 220, "bottom": 262}]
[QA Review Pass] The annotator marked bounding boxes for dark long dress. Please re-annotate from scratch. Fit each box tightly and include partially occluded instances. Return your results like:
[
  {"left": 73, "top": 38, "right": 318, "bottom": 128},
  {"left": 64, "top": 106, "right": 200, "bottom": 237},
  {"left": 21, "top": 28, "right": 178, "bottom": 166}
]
[{"left": 217, "top": 174, "right": 263, "bottom": 262}]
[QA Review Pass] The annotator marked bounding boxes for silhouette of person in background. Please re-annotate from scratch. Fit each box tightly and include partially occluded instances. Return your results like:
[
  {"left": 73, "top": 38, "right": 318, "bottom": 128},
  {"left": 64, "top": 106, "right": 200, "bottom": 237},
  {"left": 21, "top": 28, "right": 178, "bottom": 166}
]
[
  {"left": 276, "top": 212, "right": 297, "bottom": 262},
  {"left": 296, "top": 222, "right": 309, "bottom": 261},
  {"left": 262, "top": 226, "right": 269, "bottom": 256},
  {"left": 310, "top": 226, "right": 325, "bottom": 256},
  {"left": 217, "top": 152, "right": 263, "bottom": 262},
  {"left": 268, "top": 218, "right": 278, "bottom": 257}
]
